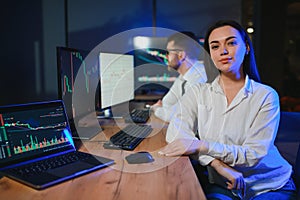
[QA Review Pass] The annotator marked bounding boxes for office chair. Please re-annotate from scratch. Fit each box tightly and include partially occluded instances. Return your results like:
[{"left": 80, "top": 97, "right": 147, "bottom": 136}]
[
  {"left": 295, "top": 143, "right": 300, "bottom": 199},
  {"left": 274, "top": 112, "right": 300, "bottom": 198}
]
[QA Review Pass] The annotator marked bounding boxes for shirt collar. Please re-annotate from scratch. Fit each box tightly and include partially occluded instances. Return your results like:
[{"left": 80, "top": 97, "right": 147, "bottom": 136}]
[
  {"left": 244, "top": 75, "right": 253, "bottom": 94},
  {"left": 211, "top": 75, "right": 253, "bottom": 95}
]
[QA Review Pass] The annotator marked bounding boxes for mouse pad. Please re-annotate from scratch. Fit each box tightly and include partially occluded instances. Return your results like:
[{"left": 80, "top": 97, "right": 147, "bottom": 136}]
[{"left": 125, "top": 152, "right": 154, "bottom": 164}]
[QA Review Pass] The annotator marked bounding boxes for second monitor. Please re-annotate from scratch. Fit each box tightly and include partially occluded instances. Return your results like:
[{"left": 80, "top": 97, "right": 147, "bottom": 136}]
[{"left": 98, "top": 52, "right": 135, "bottom": 118}]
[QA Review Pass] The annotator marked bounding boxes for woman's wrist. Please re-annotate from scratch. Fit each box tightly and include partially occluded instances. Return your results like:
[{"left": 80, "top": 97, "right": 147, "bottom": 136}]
[
  {"left": 198, "top": 140, "right": 209, "bottom": 154},
  {"left": 210, "top": 158, "right": 221, "bottom": 168}
]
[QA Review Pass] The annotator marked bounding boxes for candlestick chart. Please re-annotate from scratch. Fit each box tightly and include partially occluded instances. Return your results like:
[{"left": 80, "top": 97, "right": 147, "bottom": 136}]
[{"left": 0, "top": 105, "right": 72, "bottom": 161}]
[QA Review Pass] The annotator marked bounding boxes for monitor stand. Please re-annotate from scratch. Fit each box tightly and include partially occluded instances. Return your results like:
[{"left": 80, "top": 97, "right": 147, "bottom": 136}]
[{"left": 96, "top": 108, "right": 123, "bottom": 119}]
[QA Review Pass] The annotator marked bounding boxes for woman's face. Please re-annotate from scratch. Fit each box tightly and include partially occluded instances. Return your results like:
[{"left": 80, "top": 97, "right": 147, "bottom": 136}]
[{"left": 208, "top": 25, "right": 248, "bottom": 75}]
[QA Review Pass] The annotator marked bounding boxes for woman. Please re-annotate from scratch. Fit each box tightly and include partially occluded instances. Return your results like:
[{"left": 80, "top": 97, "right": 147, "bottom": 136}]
[{"left": 158, "top": 20, "right": 297, "bottom": 199}]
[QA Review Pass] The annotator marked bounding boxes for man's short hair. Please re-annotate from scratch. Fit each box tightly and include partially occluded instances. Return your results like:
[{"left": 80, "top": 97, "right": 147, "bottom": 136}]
[{"left": 167, "top": 31, "right": 201, "bottom": 59}]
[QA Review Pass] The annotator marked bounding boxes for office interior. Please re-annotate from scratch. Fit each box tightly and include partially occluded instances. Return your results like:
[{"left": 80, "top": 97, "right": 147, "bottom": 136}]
[
  {"left": 0, "top": 0, "right": 300, "bottom": 198},
  {"left": 0, "top": 0, "right": 299, "bottom": 109}
]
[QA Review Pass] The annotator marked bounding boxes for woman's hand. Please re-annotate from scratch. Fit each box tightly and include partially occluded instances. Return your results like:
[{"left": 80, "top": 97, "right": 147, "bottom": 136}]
[
  {"left": 158, "top": 138, "right": 208, "bottom": 156},
  {"left": 210, "top": 159, "right": 246, "bottom": 195}
]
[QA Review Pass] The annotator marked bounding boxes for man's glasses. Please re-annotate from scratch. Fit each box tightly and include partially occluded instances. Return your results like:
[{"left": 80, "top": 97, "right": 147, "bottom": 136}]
[{"left": 166, "top": 49, "right": 183, "bottom": 56}]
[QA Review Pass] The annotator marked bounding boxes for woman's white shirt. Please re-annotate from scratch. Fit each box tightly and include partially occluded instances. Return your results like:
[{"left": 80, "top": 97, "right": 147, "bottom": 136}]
[{"left": 166, "top": 75, "right": 292, "bottom": 198}]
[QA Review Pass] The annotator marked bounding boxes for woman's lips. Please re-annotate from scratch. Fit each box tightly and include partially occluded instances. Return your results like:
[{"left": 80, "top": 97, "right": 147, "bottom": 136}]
[{"left": 219, "top": 57, "right": 232, "bottom": 64}]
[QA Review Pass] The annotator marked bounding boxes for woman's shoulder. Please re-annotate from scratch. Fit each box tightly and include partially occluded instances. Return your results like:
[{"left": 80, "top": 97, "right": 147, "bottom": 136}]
[
  {"left": 250, "top": 79, "right": 279, "bottom": 99},
  {"left": 251, "top": 80, "right": 277, "bottom": 91}
]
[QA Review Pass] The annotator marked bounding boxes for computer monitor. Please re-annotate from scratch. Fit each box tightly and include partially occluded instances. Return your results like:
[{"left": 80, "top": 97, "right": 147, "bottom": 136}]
[
  {"left": 133, "top": 36, "right": 178, "bottom": 95},
  {"left": 56, "top": 46, "right": 101, "bottom": 139},
  {"left": 98, "top": 52, "right": 134, "bottom": 118}
]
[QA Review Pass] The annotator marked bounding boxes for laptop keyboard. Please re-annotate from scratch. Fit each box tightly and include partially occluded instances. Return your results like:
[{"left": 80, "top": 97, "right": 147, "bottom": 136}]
[
  {"left": 103, "top": 124, "right": 153, "bottom": 150},
  {"left": 10, "top": 151, "right": 93, "bottom": 177},
  {"left": 124, "top": 109, "right": 150, "bottom": 123}
]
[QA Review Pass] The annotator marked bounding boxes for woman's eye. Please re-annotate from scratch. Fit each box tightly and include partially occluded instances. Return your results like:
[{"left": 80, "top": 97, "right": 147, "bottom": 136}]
[
  {"left": 228, "top": 41, "right": 237, "bottom": 46},
  {"left": 210, "top": 45, "right": 219, "bottom": 50}
]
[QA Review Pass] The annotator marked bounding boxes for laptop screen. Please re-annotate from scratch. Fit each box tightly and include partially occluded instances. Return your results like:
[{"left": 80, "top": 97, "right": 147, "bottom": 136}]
[{"left": 0, "top": 100, "right": 75, "bottom": 167}]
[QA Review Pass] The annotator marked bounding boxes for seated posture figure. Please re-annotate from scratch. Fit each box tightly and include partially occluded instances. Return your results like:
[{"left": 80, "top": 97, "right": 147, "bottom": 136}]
[
  {"left": 159, "top": 20, "right": 297, "bottom": 199},
  {"left": 151, "top": 31, "right": 208, "bottom": 122}
]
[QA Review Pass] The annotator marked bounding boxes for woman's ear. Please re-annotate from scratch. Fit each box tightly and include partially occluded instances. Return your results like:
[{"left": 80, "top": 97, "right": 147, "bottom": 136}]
[{"left": 246, "top": 45, "right": 250, "bottom": 55}]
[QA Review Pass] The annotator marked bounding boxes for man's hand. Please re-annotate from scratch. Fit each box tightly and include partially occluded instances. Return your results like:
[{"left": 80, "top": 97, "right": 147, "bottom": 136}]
[{"left": 150, "top": 100, "right": 163, "bottom": 112}]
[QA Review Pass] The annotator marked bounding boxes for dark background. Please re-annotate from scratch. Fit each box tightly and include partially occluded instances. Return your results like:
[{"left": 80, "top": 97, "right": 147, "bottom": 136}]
[{"left": 1, "top": 0, "right": 299, "bottom": 108}]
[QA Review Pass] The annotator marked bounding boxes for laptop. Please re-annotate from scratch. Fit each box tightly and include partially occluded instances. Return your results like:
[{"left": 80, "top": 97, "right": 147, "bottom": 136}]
[{"left": 0, "top": 100, "right": 114, "bottom": 189}]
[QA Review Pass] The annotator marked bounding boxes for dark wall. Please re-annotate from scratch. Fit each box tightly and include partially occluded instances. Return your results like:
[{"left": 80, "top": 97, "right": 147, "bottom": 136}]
[
  {"left": 253, "top": 0, "right": 300, "bottom": 98},
  {"left": 0, "top": 0, "right": 242, "bottom": 106},
  {"left": 0, "top": 1, "right": 44, "bottom": 105},
  {"left": 68, "top": 0, "right": 242, "bottom": 51},
  {"left": 254, "top": 0, "right": 286, "bottom": 95}
]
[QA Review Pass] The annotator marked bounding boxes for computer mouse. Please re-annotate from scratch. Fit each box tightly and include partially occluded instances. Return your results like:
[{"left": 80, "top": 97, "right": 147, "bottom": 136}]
[{"left": 125, "top": 151, "right": 154, "bottom": 164}]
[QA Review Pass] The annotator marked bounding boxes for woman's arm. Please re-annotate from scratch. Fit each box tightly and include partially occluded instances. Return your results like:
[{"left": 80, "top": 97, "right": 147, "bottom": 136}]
[
  {"left": 210, "top": 159, "right": 245, "bottom": 191},
  {"left": 158, "top": 140, "right": 245, "bottom": 192}
]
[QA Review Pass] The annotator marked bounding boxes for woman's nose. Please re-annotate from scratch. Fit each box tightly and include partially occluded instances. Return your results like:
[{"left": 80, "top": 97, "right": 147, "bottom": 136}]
[{"left": 221, "top": 48, "right": 228, "bottom": 55}]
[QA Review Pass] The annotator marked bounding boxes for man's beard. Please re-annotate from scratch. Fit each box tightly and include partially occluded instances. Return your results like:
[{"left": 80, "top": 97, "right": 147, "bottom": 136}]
[{"left": 168, "top": 62, "right": 180, "bottom": 72}]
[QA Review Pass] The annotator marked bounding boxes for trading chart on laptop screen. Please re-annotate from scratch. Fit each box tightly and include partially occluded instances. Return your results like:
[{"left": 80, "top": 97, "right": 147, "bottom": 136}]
[{"left": 0, "top": 101, "right": 74, "bottom": 165}]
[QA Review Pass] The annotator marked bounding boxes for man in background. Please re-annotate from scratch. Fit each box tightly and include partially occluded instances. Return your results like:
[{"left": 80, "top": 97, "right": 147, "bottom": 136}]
[{"left": 151, "top": 31, "right": 208, "bottom": 122}]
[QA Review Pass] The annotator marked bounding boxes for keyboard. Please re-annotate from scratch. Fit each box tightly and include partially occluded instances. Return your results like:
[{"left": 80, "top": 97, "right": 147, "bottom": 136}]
[
  {"left": 103, "top": 124, "right": 153, "bottom": 150},
  {"left": 9, "top": 151, "right": 95, "bottom": 177},
  {"left": 124, "top": 109, "right": 150, "bottom": 123}
]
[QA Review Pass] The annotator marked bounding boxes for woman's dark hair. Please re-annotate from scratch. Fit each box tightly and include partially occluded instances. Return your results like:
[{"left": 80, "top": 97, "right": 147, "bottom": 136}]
[{"left": 203, "top": 20, "right": 261, "bottom": 83}]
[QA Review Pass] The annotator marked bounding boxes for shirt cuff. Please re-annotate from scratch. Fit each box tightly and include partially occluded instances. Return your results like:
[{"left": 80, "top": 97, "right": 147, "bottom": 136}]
[{"left": 198, "top": 154, "right": 215, "bottom": 166}]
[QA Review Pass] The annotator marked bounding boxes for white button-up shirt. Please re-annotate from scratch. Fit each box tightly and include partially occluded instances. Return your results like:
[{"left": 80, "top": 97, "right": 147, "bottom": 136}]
[
  {"left": 154, "top": 61, "right": 207, "bottom": 122},
  {"left": 166, "top": 75, "right": 292, "bottom": 198}
]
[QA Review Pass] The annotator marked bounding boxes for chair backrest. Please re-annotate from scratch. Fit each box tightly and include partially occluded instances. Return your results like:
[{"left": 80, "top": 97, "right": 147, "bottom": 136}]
[
  {"left": 295, "top": 143, "right": 300, "bottom": 191},
  {"left": 276, "top": 112, "right": 300, "bottom": 142},
  {"left": 275, "top": 112, "right": 300, "bottom": 197}
]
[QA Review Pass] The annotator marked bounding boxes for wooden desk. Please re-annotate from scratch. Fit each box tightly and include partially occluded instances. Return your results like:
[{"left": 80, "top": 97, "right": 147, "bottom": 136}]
[{"left": 0, "top": 116, "right": 206, "bottom": 200}]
